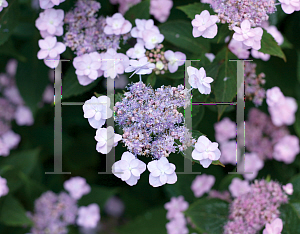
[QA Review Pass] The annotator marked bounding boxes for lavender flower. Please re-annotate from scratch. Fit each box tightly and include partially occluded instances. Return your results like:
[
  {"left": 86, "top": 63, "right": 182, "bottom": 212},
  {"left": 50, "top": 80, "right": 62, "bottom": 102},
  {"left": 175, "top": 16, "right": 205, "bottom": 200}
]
[
  {"left": 63, "top": 0, "right": 131, "bottom": 56},
  {"left": 114, "top": 82, "right": 195, "bottom": 159},
  {"left": 28, "top": 191, "right": 78, "bottom": 234},
  {"left": 224, "top": 179, "right": 288, "bottom": 234}
]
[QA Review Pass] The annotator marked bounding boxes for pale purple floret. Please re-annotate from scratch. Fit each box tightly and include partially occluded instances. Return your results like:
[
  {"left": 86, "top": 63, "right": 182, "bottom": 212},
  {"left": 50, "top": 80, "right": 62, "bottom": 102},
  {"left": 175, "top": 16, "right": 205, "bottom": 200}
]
[
  {"left": 39, "top": 0, "right": 65, "bottom": 9},
  {"left": 37, "top": 36, "right": 66, "bottom": 60},
  {"left": 28, "top": 191, "right": 78, "bottom": 234},
  {"left": 77, "top": 204, "right": 100, "bottom": 229},
  {"left": 104, "top": 13, "right": 132, "bottom": 35},
  {"left": 0, "top": 176, "right": 9, "bottom": 197},
  {"left": 0, "top": 0, "right": 8, "bottom": 12},
  {"left": 63, "top": 176, "right": 91, "bottom": 200},
  {"left": 164, "top": 50, "right": 186, "bottom": 73},
  {"left": 191, "top": 174, "right": 215, "bottom": 198},
  {"left": 191, "top": 10, "right": 219, "bottom": 39}
]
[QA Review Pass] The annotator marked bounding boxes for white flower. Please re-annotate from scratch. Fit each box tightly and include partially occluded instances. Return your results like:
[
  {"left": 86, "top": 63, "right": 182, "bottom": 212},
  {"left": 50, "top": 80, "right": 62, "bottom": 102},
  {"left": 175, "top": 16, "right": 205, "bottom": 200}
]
[
  {"left": 192, "top": 136, "right": 221, "bottom": 168},
  {"left": 104, "top": 13, "right": 132, "bottom": 35},
  {"left": 164, "top": 50, "right": 186, "bottom": 73},
  {"left": 126, "top": 42, "right": 146, "bottom": 59},
  {"left": 125, "top": 57, "right": 155, "bottom": 76},
  {"left": 1, "top": 130, "right": 21, "bottom": 150},
  {"left": 147, "top": 157, "right": 177, "bottom": 187},
  {"left": 142, "top": 27, "right": 164, "bottom": 50},
  {"left": 131, "top": 19, "right": 156, "bottom": 39},
  {"left": 282, "top": 183, "right": 293, "bottom": 195},
  {"left": 63, "top": 176, "right": 91, "bottom": 200},
  {"left": 39, "top": 0, "right": 65, "bottom": 9},
  {"left": 14, "top": 106, "right": 34, "bottom": 126},
  {"left": 77, "top": 204, "right": 100, "bottom": 229},
  {"left": 112, "top": 152, "right": 146, "bottom": 186},
  {"left": 187, "top": 66, "right": 213, "bottom": 94},
  {"left": 44, "top": 55, "right": 60, "bottom": 68},
  {"left": 37, "top": 36, "right": 66, "bottom": 59},
  {"left": 279, "top": 0, "right": 300, "bottom": 14},
  {"left": 95, "top": 126, "right": 122, "bottom": 154},
  {"left": 192, "top": 10, "right": 219, "bottom": 39},
  {"left": 83, "top": 96, "right": 113, "bottom": 129},
  {"left": 35, "top": 8, "right": 64, "bottom": 36}
]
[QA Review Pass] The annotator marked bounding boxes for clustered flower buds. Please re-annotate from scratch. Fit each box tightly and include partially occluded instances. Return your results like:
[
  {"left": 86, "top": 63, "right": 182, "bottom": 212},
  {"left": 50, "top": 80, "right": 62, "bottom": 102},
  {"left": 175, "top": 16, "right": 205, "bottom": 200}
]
[{"left": 114, "top": 82, "right": 194, "bottom": 159}]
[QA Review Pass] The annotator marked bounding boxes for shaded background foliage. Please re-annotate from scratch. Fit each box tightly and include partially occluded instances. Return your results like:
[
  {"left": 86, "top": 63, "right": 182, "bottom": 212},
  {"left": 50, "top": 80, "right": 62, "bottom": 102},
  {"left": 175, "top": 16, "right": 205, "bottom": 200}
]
[{"left": 0, "top": 0, "right": 300, "bottom": 233}]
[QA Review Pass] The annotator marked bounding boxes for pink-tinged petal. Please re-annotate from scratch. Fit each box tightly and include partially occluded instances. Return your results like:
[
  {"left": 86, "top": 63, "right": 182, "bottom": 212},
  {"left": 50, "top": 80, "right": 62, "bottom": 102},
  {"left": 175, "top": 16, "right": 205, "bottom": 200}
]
[
  {"left": 126, "top": 175, "right": 139, "bottom": 186},
  {"left": 251, "top": 40, "right": 261, "bottom": 50},
  {"left": 145, "top": 19, "right": 154, "bottom": 29},
  {"left": 213, "top": 148, "right": 221, "bottom": 160},
  {"left": 281, "top": 4, "right": 295, "bottom": 14},
  {"left": 115, "top": 63, "right": 125, "bottom": 74},
  {"left": 54, "top": 42, "right": 66, "bottom": 54},
  {"left": 199, "top": 10, "right": 210, "bottom": 20},
  {"left": 164, "top": 50, "right": 174, "bottom": 61},
  {"left": 241, "top": 20, "right": 251, "bottom": 31},
  {"left": 104, "top": 26, "right": 113, "bottom": 35},
  {"left": 199, "top": 67, "right": 206, "bottom": 78},
  {"left": 90, "top": 62, "right": 101, "bottom": 70},
  {"left": 131, "top": 169, "right": 140, "bottom": 177},
  {"left": 77, "top": 75, "right": 94, "bottom": 86},
  {"left": 56, "top": 9, "right": 64, "bottom": 22},
  {"left": 166, "top": 172, "right": 177, "bottom": 184},
  {"left": 198, "top": 135, "right": 211, "bottom": 147},
  {"left": 247, "top": 31, "right": 255, "bottom": 38},
  {"left": 121, "top": 170, "right": 131, "bottom": 181},
  {"left": 243, "top": 38, "right": 254, "bottom": 47},
  {"left": 52, "top": 0, "right": 60, "bottom": 5},
  {"left": 88, "top": 70, "right": 98, "bottom": 80},
  {"left": 121, "top": 21, "right": 132, "bottom": 34},
  {"left": 197, "top": 25, "right": 207, "bottom": 32},
  {"left": 121, "top": 151, "right": 135, "bottom": 163},
  {"left": 192, "top": 150, "right": 204, "bottom": 160},
  {"left": 106, "top": 17, "right": 113, "bottom": 26},
  {"left": 49, "top": 50, "right": 58, "bottom": 58},
  {"left": 192, "top": 19, "right": 201, "bottom": 27},
  {"left": 160, "top": 174, "right": 168, "bottom": 184},
  {"left": 165, "top": 164, "right": 175, "bottom": 174},
  {"left": 147, "top": 160, "right": 158, "bottom": 172},
  {"left": 149, "top": 174, "right": 163, "bottom": 187},
  {"left": 88, "top": 117, "right": 105, "bottom": 129},
  {"left": 204, "top": 85, "right": 211, "bottom": 94},
  {"left": 203, "top": 77, "right": 214, "bottom": 83},
  {"left": 207, "top": 142, "right": 218, "bottom": 151},
  {"left": 38, "top": 39, "right": 49, "bottom": 49},
  {"left": 200, "top": 158, "right": 212, "bottom": 168},
  {"left": 84, "top": 109, "right": 96, "bottom": 118},
  {"left": 207, "top": 152, "right": 216, "bottom": 160},
  {"left": 118, "top": 160, "right": 129, "bottom": 170},
  {"left": 94, "top": 111, "right": 102, "bottom": 121},
  {"left": 37, "top": 50, "right": 49, "bottom": 59},
  {"left": 195, "top": 142, "right": 206, "bottom": 152},
  {"left": 192, "top": 28, "right": 203, "bottom": 38},
  {"left": 233, "top": 33, "right": 244, "bottom": 41},
  {"left": 202, "top": 24, "right": 218, "bottom": 39},
  {"left": 138, "top": 161, "right": 146, "bottom": 174},
  {"left": 168, "top": 63, "right": 179, "bottom": 73},
  {"left": 46, "top": 36, "right": 57, "bottom": 48},
  {"left": 187, "top": 66, "right": 197, "bottom": 76},
  {"left": 233, "top": 27, "right": 242, "bottom": 34},
  {"left": 210, "top": 15, "right": 219, "bottom": 24}
]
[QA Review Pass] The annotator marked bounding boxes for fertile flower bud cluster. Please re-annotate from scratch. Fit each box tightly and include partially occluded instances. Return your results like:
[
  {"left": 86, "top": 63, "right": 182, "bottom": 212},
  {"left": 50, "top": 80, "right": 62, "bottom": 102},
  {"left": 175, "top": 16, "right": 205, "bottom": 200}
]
[
  {"left": 145, "top": 44, "right": 168, "bottom": 75},
  {"left": 64, "top": 0, "right": 130, "bottom": 56},
  {"left": 240, "top": 61, "right": 266, "bottom": 106},
  {"left": 224, "top": 179, "right": 288, "bottom": 234},
  {"left": 210, "top": 0, "right": 277, "bottom": 29},
  {"left": 114, "top": 82, "right": 195, "bottom": 159}
]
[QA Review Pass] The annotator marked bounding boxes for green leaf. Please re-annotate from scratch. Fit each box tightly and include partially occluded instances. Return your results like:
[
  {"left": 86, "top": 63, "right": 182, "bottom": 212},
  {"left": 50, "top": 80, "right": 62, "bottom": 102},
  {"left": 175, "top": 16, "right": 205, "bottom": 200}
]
[
  {"left": 295, "top": 103, "right": 300, "bottom": 139},
  {"left": 0, "top": 40, "right": 26, "bottom": 62},
  {"left": 259, "top": 29, "right": 286, "bottom": 62},
  {"left": 0, "top": 195, "right": 33, "bottom": 227},
  {"left": 297, "top": 51, "right": 300, "bottom": 83},
  {"left": 146, "top": 73, "right": 156, "bottom": 87},
  {"left": 177, "top": 2, "right": 214, "bottom": 20},
  {"left": 281, "top": 36, "right": 293, "bottom": 49},
  {"left": 124, "top": 0, "right": 150, "bottom": 25},
  {"left": 0, "top": 0, "right": 20, "bottom": 46},
  {"left": 209, "top": 47, "right": 237, "bottom": 120},
  {"left": 159, "top": 20, "right": 210, "bottom": 53},
  {"left": 185, "top": 198, "right": 229, "bottom": 234},
  {"left": 211, "top": 160, "right": 225, "bottom": 167},
  {"left": 62, "top": 66, "right": 101, "bottom": 99},
  {"left": 15, "top": 38, "right": 49, "bottom": 115},
  {"left": 118, "top": 208, "right": 167, "bottom": 234},
  {"left": 280, "top": 202, "right": 300, "bottom": 234},
  {"left": 192, "top": 104, "right": 205, "bottom": 129},
  {"left": 165, "top": 65, "right": 185, "bottom": 79},
  {"left": 78, "top": 185, "right": 118, "bottom": 208}
]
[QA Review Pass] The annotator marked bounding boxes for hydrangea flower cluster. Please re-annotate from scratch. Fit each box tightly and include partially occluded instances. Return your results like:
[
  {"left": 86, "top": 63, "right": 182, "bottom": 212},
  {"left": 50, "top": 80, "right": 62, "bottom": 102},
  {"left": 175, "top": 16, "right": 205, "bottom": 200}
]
[
  {"left": 164, "top": 196, "right": 189, "bottom": 234},
  {"left": 191, "top": 174, "right": 215, "bottom": 198},
  {"left": 266, "top": 86, "right": 298, "bottom": 127},
  {"left": 224, "top": 179, "right": 288, "bottom": 234},
  {"left": 114, "top": 82, "right": 195, "bottom": 159},
  {"left": 0, "top": 60, "right": 34, "bottom": 157},
  {"left": 28, "top": 177, "right": 101, "bottom": 232},
  {"left": 209, "top": 0, "right": 277, "bottom": 29},
  {"left": 239, "top": 61, "right": 266, "bottom": 106},
  {"left": 27, "top": 191, "right": 78, "bottom": 234},
  {"left": 64, "top": 0, "right": 131, "bottom": 56}
]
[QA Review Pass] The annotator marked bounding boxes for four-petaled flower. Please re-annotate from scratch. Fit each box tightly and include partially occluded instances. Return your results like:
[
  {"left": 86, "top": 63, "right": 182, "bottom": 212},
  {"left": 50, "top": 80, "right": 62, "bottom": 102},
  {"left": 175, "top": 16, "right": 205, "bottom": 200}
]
[
  {"left": 187, "top": 66, "right": 213, "bottom": 94},
  {"left": 104, "top": 13, "right": 132, "bottom": 35},
  {"left": 147, "top": 157, "right": 177, "bottom": 187},
  {"left": 164, "top": 50, "right": 186, "bottom": 73},
  {"left": 73, "top": 52, "right": 102, "bottom": 86},
  {"left": 125, "top": 57, "right": 155, "bottom": 75},
  {"left": 112, "top": 152, "right": 146, "bottom": 186},
  {"left": 278, "top": 0, "right": 300, "bottom": 14},
  {"left": 77, "top": 204, "right": 100, "bottom": 229},
  {"left": 233, "top": 20, "right": 263, "bottom": 50},
  {"left": 95, "top": 126, "right": 122, "bottom": 154},
  {"left": 83, "top": 96, "right": 113, "bottom": 129},
  {"left": 282, "top": 183, "right": 293, "bottom": 195},
  {"left": 63, "top": 176, "right": 91, "bottom": 200},
  {"left": 192, "top": 10, "right": 219, "bottom": 39},
  {"left": 263, "top": 218, "right": 283, "bottom": 234},
  {"left": 37, "top": 36, "right": 66, "bottom": 59},
  {"left": 191, "top": 135, "right": 221, "bottom": 168}
]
